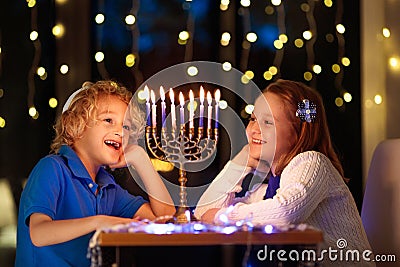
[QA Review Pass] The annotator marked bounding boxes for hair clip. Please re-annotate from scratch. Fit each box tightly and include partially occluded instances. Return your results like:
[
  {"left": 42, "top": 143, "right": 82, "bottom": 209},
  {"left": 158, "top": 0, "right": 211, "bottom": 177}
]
[{"left": 296, "top": 99, "right": 317, "bottom": 122}]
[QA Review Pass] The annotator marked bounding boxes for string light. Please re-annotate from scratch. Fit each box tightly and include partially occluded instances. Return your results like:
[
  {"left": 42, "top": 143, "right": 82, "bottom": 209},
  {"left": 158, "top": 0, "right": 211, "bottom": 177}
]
[
  {"left": 334, "top": 0, "right": 347, "bottom": 108},
  {"left": 27, "top": 0, "right": 42, "bottom": 119},
  {"left": 95, "top": 0, "right": 110, "bottom": 79},
  {"left": 127, "top": 0, "right": 143, "bottom": 87},
  {"left": 303, "top": 0, "right": 317, "bottom": 86},
  {"left": 270, "top": 0, "right": 286, "bottom": 80}
]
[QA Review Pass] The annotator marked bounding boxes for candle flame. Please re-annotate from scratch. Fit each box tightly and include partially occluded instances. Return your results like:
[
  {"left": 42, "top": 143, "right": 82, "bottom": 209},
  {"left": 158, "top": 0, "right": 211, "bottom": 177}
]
[
  {"left": 179, "top": 92, "right": 185, "bottom": 107},
  {"left": 169, "top": 88, "right": 174, "bottom": 104},
  {"left": 160, "top": 86, "right": 165, "bottom": 101},
  {"left": 189, "top": 89, "right": 194, "bottom": 102},
  {"left": 215, "top": 89, "right": 221, "bottom": 102},
  {"left": 150, "top": 90, "right": 156, "bottom": 104},
  {"left": 144, "top": 85, "right": 150, "bottom": 102},
  {"left": 200, "top": 86, "right": 204, "bottom": 103},
  {"left": 207, "top": 91, "right": 212, "bottom": 105}
]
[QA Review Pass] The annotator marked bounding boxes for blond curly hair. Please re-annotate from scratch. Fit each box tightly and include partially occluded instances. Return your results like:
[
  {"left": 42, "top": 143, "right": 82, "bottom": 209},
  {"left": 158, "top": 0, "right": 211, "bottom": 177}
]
[{"left": 51, "top": 80, "right": 144, "bottom": 153}]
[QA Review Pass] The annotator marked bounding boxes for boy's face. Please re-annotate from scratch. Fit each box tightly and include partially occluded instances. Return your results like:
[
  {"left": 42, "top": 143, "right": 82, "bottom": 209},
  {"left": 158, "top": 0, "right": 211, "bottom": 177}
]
[{"left": 74, "top": 95, "right": 131, "bottom": 170}]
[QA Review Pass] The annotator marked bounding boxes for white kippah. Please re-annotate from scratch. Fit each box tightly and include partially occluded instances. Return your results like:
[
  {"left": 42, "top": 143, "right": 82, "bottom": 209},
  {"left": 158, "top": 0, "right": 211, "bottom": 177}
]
[{"left": 62, "top": 87, "right": 84, "bottom": 113}]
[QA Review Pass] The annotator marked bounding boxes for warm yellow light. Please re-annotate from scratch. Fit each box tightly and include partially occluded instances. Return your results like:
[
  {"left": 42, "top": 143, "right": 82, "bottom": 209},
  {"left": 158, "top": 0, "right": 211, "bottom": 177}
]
[
  {"left": 29, "top": 107, "right": 37, "bottom": 117},
  {"left": 241, "top": 75, "right": 250, "bottom": 84},
  {"left": 269, "top": 66, "right": 278, "bottom": 75},
  {"left": 219, "top": 100, "right": 228, "bottom": 110},
  {"left": 324, "top": 0, "right": 333, "bottom": 8},
  {"left": 265, "top": 5, "right": 274, "bottom": 15},
  {"left": 52, "top": 24, "right": 65, "bottom": 38},
  {"left": 263, "top": 71, "right": 273, "bottom": 80},
  {"left": 245, "top": 104, "right": 254, "bottom": 114},
  {"left": 336, "top": 24, "right": 346, "bottom": 34},
  {"left": 37, "top": 67, "right": 46, "bottom": 76},
  {"left": 245, "top": 70, "right": 254, "bottom": 80},
  {"left": 242, "top": 40, "right": 251, "bottom": 50},
  {"left": 95, "top": 14, "right": 105, "bottom": 24},
  {"left": 300, "top": 3, "right": 310, "bottom": 12},
  {"left": 126, "top": 54, "right": 136, "bottom": 67},
  {"left": 326, "top": 34, "right": 334, "bottom": 43},
  {"left": 303, "top": 31, "right": 312, "bottom": 40},
  {"left": 220, "top": 4, "right": 228, "bottom": 11},
  {"left": 0, "top": 117, "right": 6, "bottom": 128},
  {"left": 27, "top": 0, "right": 36, "bottom": 8},
  {"left": 313, "top": 65, "right": 322, "bottom": 74},
  {"left": 125, "top": 15, "right": 136, "bottom": 25},
  {"left": 271, "top": 0, "right": 281, "bottom": 6},
  {"left": 179, "top": 31, "right": 190, "bottom": 41},
  {"left": 55, "top": 0, "right": 68, "bottom": 4},
  {"left": 40, "top": 72, "right": 47, "bottom": 80},
  {"left": 389, "top": 57, "right": 399, "bottom": 69},
  {"left": 335, "top": 97, "right": 344, "bottom": 107},
  {"left": 332, "top": 64, "right": 341, "bottom": 73},
  {"left": 273, "top": 40, "right": 283, "bottom": 49},
  {"left": 294, "top": 38, "right": 304, "bottom": 48},
  {"left": 59, "top": 64, "right": 69, "bottom": 74},
  {"left": 187, "top": 66, "right": 198, "bottom": 76},
  {"left": 246, "top": 32, "right": 257, "bottom": 43},
  {"left": 221, "top": 0, "right": 230, "bottom": 5},
  {"left": 49, "top": 98, "right": 58, "bottom": 108},
  {"left": 0, "top": 88, "right": 3, "bottom": 98},
  {"left": 222, "top": 62, "right": 232, "bottom": 71},
  {"left": 279, "top": 34, "right": 288, "bottom": 43},
  {"left": 221, "top": 32, "right": 231, "bottom": 42},
  {"left": 150, "top": 158, "right": 174, "bottom": 172},
  {"left": 304, "top": 72, "right": 313, "bottom": 81},
  {"left": 95, "top": 52, "right": 105, "bottom": 62},
  {"left": 30, "top": 31, "right": 39, "bottom": 41},
  {"left": 374, "top": 94, "right": 383, "bottom": 105},
  {"left": 382, "top": 28, "right": 391, "bottom": 38},
  {"left": 341, "top": 57, "right": 350, "bottom": 66},
  {"left": 240, "top": 0, "right": 250, "bottom": 7},
  {"left": 343, "top": 92, "right": 352, "bottom": 102}
]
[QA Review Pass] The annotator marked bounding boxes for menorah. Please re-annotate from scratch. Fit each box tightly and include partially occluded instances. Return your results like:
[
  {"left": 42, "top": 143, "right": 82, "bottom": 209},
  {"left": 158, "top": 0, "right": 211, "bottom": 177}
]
[{"left": 144, "top": 86, "right": 220, "bottom": 223}]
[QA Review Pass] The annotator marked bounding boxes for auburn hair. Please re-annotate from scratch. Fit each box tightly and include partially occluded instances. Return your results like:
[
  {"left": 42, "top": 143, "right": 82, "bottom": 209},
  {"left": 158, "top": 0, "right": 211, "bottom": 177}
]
[
  {"left": 265, "top": 79, "right": 344, "bottom": 179},
  {"left": 50, "top": 80, "right": 143, "bottom": 153}
]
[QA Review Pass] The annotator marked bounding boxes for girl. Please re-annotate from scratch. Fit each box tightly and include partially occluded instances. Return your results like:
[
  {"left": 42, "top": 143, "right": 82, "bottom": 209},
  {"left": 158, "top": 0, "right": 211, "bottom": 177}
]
[{"left": 195, "top": 79, "right": 373, "bottom": 266}]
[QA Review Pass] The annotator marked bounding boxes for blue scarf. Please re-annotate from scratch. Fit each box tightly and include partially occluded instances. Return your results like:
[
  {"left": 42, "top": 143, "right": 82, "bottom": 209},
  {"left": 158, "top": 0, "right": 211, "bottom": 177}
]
[{"left": 263, "top": 174, "right": 280, "bottom": 199}]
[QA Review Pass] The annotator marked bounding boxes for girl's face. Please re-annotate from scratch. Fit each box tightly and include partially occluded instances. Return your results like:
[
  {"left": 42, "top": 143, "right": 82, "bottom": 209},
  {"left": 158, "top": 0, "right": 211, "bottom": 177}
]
[
  {"left": 246, "top": 91, "right": 297, "bottom": 175},
  {"left": 74, "top": 95, "right": 132, "bottom": 173}
]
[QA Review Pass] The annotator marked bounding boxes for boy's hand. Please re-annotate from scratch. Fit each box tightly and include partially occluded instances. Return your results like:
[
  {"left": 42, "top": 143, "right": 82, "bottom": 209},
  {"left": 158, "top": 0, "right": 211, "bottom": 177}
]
[{"left": 109, "top": 144, "right": 146, "bottom": 169}]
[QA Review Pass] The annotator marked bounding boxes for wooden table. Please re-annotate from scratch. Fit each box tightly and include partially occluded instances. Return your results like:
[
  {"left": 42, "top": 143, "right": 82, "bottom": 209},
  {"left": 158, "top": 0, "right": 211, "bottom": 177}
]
[{"left": 93, "top": 228, "right": 323, "bottom": 267}]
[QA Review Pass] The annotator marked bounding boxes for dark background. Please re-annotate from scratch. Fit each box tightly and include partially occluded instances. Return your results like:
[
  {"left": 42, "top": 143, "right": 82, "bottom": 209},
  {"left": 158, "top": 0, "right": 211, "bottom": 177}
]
[{"left": 0, "top": 0, "right": 362, "bottom": 210}]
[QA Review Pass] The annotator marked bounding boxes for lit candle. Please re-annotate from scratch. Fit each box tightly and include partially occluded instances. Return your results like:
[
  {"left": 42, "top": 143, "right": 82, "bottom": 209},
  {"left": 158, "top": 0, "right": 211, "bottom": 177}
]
[
  {"left": 144, "top": 85, "right": 151, "bottom": 126},
  {"left": 150, "top": 90, "right": 157, "bottom": 127},
  {"left": 189, "top": 89, "right": 194, "bottom": 129},
  {"left": 207, "top": 91, "right": 212, "bottom": 130},
  {"left": 160, "top": 86, "right": 166, "bottom": 128},
  {"left": 199, "top": 86, "right": 204, "bottom": 128},
  {"left": 215, "top": 89, "right": 220, "bottom": 129},
  {"left": 169, "top": 89, "right": 176, "bottom": 130},
  {"left": 179, "top": 92, "right": 185, "bottom": 126}
]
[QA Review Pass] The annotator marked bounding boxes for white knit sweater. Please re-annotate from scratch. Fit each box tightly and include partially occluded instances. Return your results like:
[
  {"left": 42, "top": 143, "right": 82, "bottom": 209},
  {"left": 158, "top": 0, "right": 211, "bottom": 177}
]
[{"left": 195, "top": 151, "right": 375, "bottom": 266}]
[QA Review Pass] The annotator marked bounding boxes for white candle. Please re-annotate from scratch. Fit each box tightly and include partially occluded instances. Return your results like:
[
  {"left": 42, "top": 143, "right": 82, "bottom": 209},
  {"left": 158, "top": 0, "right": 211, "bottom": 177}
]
[
  {"left": 207, "top": 91, "right": 212, "bottom": 130},
  {"left": 169, "top": 89, "right": 176, "bottom": 130},
  {"left": 150, "top": 90, "right": 157, "bottom": 127},
  {"left": 189, "top": 89, "right": 194, "bottom": 129},
  {"left": 144, "top": 85, "right": 151, "bottom": 126},
  {"left": 215, "top": 89, "right": 220, "bottom": 129},
  {"left": 160, "top": 86, "right": 166, "bottom": 128},
  {"left": 199, "top": 86, "right": 204, "bottom": 128},
  {"left": 179, "top": 92, "right": 185, "bottom": 126}
]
